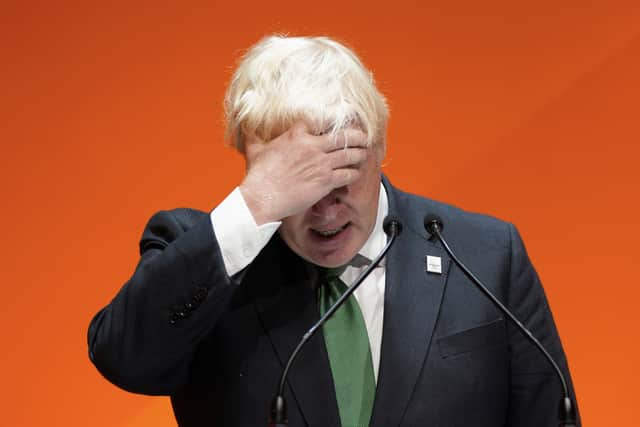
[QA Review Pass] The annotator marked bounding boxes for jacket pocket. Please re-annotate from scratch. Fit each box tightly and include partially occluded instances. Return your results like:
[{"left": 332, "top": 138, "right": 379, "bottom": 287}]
[{"left": 437, "top": 318, "right": 506, "bottom": 358}]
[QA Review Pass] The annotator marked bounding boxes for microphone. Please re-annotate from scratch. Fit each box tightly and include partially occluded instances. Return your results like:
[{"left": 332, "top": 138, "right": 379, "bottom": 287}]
[
  {"left": 268, "top": 216, "right": 403, "bottom": 427},
  {"left": 423, "top": 214, "right": 577, "bottom": 427}
]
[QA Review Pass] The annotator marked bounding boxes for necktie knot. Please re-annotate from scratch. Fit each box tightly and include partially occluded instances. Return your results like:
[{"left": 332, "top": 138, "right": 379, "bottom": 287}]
[{"left": 321, "top": 265, "right": 347, "bottom": 281}]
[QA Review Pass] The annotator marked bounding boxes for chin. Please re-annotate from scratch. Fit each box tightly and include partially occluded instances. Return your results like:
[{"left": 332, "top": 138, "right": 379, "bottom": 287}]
[
  {"left": 310, "top": 256, "right": 351, "bottom": 268},
  {"left": 304, "top": 245, "right": 360, "bottom": 268}
]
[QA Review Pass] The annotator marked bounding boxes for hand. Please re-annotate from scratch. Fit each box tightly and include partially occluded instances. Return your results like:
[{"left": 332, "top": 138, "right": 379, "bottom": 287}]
[{"left": 239, "top": 122, "right": 368, "bottom": 225}]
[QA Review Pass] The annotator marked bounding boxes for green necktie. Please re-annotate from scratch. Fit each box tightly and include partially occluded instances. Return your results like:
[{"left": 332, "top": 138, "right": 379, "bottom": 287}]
[{"left": 318, "top": 271, "right": 376, "bottom": 427}]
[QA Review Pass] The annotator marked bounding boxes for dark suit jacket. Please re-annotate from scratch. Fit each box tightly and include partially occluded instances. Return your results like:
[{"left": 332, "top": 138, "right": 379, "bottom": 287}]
[{"left": 88, "top": 177, "right": 579, "bottom": 426}]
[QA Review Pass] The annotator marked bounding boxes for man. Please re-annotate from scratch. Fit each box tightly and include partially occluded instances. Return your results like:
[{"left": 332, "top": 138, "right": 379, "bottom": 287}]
[{"left": 88, "top": 35, "right": 580, "bottom": 426}]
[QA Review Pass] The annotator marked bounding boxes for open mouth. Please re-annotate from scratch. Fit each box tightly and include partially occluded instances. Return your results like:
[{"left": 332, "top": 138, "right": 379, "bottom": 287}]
[{"left": 311, "top": 222, "right": 350, "bottom": 238}]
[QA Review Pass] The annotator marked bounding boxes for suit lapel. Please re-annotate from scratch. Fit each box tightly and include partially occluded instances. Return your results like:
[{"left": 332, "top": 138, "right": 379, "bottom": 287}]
[
  {"left": 252, "top": 238, "right": 341, "bottom": 427},
  {"left": 370, "top": 180, "right": 451, "bottom": 427}
]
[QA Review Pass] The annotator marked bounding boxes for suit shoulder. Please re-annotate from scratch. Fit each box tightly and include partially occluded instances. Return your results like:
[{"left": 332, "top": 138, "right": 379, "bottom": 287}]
[
  {"left": 150, "top": 207, "right": 208, "bottom": 227},
  {"left": 391, "top": 186, "right": 513, "bottom": 249},
  {"left": 139, "top": 208, "right": 209, "bottom": 254}
]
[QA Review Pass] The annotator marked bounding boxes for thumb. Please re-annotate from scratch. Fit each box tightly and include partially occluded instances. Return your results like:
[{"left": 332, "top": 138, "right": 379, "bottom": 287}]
[{"left": 289, "top": 120, "right": 313, "bottom": 137}]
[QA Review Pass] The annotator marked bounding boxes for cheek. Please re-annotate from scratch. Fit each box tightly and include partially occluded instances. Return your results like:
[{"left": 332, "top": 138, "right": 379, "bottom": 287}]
[
  {"left": 279, "top": 216, "right": 306, "bottom": 243},
  {"left": 352, "top": 169, "right": 381, "bottom": 213}
]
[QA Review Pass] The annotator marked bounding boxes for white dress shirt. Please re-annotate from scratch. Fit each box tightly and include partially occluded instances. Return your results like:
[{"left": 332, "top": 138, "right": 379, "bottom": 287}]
[{"left": 210, "top": 184, "right": 388, "bottom": 380}]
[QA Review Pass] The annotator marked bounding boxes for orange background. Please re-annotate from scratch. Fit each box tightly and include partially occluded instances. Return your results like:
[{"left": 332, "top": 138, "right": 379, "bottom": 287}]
[{"left": 2, "top": 1, "right": 639, "bottom": 425}]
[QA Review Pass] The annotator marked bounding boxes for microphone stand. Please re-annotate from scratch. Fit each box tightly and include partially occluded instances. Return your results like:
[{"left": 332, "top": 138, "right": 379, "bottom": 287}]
[{"left": 424, "top": 216, "right": 577, "bottom": 427}]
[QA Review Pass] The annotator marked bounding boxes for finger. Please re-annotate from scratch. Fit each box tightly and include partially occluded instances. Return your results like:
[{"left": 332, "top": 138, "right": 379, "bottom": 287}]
[
  {"left": 331, "top": 167, "right": 362, "bottom": 189},
  {"left": 289, "top": 120, "right": 313, "bottom": 139},
  {"left": 324, "top": 128, "right": 368, "bottom": 152},
  {"left": 286, "top": 121, "right": 333, "bottom": 153},
  {"left": 327, "top": 146, "right": 368, "bottom": 170}
]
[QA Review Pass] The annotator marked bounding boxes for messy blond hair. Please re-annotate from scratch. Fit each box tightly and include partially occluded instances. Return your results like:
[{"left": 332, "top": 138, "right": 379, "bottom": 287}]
[{"left": 224, "top": 35, "right": 389, "bottom": 153}]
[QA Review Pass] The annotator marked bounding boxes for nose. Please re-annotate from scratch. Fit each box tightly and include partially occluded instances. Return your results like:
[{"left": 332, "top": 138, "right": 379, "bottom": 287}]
[{"left": 311, "top": 186, "right": 347, "bottom": 219}]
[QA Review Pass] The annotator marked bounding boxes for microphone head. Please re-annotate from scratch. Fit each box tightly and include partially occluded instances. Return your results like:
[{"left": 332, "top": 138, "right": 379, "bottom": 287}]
[
  {"left": 423, "top": 214, "right": 444, "bottom": 236},
  {"left": 383, "top": 215, "right": 403, "bottom": 236}
]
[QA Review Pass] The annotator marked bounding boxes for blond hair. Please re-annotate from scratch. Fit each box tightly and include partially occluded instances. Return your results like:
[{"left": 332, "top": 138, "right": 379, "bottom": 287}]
[{"left": 224, "top": 35, "right": 389, "bottom": 153}]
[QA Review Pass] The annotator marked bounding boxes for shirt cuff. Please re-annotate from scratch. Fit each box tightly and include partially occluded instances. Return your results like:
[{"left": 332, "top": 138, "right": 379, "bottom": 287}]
[{"left": 210, "top": 187, "right": 281, "bottom": 277}]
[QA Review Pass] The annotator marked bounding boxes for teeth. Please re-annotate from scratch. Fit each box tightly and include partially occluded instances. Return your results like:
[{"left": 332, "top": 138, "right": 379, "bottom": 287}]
[
  {"left": 315, "top": 224, "right": 347, "bottom": 237},
  {"left": 318, "top": 228, "right": 341, "bottom": 236}
]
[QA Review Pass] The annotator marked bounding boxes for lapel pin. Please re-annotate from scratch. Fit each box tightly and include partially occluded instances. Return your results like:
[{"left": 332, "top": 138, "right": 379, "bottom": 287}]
[{"left": 426, "top": 255, "right": 442, "bottom": 274}]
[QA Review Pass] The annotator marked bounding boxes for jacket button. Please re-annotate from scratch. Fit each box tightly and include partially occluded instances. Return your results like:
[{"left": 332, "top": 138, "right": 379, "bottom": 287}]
[
  {"left": 169, "top": 313, "right": 179, "bottom": 325},
  {"left": 184, "top": 302, "right": 194, "bottom": 311}
]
